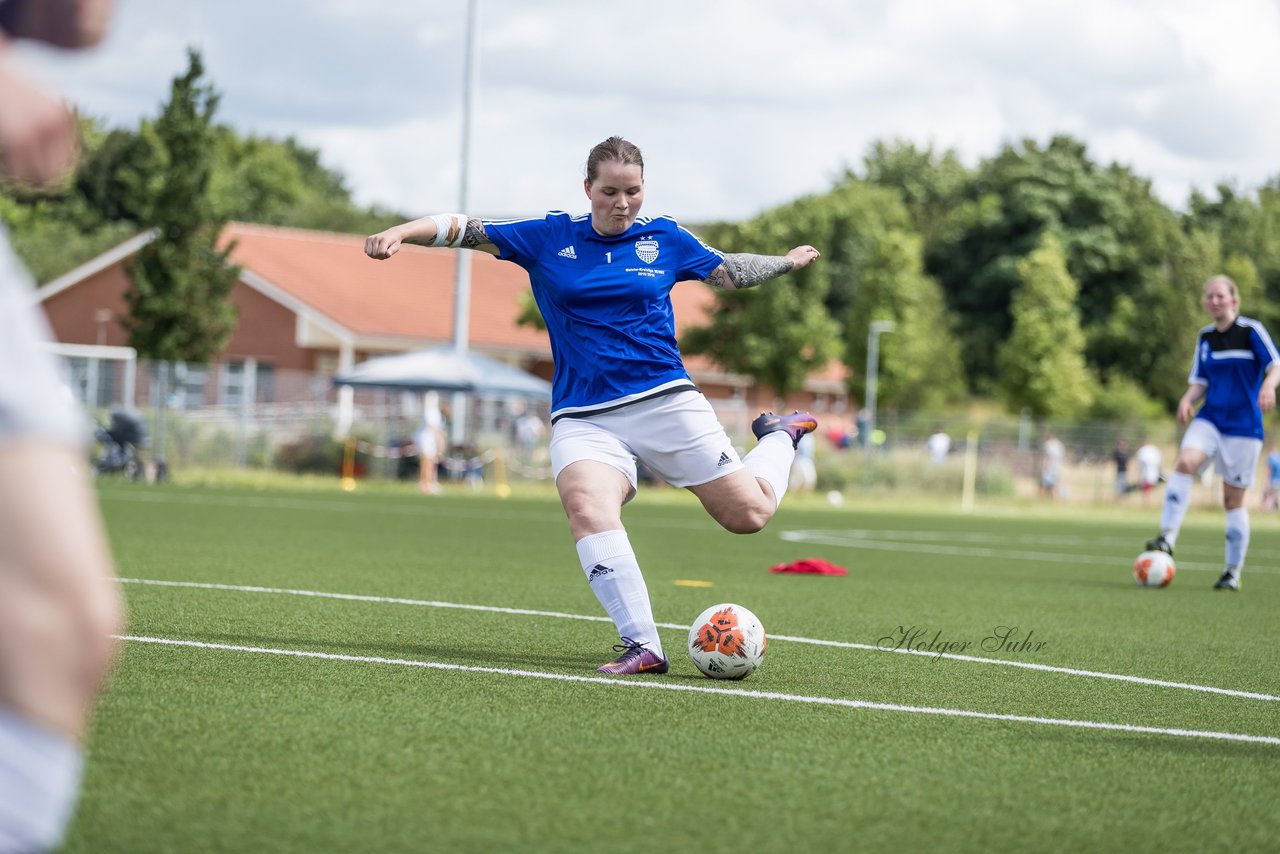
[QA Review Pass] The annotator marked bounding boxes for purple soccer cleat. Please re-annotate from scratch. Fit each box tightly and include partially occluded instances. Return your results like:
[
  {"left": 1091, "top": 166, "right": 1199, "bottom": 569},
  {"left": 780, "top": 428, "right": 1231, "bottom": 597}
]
[
  {"left": 595, "top": 638, "right": 669, "bottom": 675},
  {"left": 751, "top": 410, "right": 818, "bottom": 449}
]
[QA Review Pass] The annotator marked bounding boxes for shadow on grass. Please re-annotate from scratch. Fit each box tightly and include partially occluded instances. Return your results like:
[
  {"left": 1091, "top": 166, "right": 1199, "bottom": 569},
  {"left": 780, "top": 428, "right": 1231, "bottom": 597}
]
[
  {"left": 192, "top": 631, "right": 624, "bottom": 672},
  {"left": 133, "top": 629, "right": 736, "bottom": 685}
]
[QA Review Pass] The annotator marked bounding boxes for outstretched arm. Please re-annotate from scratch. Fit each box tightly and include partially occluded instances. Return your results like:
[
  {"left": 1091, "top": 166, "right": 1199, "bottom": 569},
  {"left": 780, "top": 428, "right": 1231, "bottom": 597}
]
[
  {"left": 364, "top": 214, "right": 499, "bottom": 260},
  {"left": 702, "top": 245, "right": 821, "bottom": 290}
]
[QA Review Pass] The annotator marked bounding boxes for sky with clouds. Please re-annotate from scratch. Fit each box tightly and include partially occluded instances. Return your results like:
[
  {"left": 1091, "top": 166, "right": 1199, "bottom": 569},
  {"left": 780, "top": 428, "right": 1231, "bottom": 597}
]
[{"left": 13, "top": 0, "right": 1280, "bottom": 224}]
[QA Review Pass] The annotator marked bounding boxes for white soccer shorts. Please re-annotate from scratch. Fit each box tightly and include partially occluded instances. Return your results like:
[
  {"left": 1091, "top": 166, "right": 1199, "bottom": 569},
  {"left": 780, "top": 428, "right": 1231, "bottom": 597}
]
[
  {"left": 550, "top": 389, "right": 744, "bottom": 499},
  {"left": 1181, "top": 417, "right": 1262, "bottom": 489},
  {"left": 0, "top": 230, "right": 86, "bottom": 448}
]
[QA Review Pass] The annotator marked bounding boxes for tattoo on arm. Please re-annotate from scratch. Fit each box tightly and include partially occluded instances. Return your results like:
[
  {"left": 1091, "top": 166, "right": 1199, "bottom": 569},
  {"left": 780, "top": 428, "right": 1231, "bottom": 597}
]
[
  {"left": 461, "top": 217, "right": 501, "bottom": 255},
  {"left": 461, "top": 217, "right": 490, "bottom": 249},
  {"left": 702, "top": 253, "right": 795, "bottom": 290}
]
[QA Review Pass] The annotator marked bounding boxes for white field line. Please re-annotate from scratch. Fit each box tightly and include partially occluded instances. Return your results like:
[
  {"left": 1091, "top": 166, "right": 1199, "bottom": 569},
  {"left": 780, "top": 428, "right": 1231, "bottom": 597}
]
[
  {"left": 116, "top": 635, "right": 1280, "bottom": 747},
  {"left": 779, "top": 529, "right": 1280, "bottom": 574},
  {"left": 116, "top": 578, "right": 1280, "bottom": 703},
  {"left": 99, "top": 489, "right": 1280, "bottom": 565}
]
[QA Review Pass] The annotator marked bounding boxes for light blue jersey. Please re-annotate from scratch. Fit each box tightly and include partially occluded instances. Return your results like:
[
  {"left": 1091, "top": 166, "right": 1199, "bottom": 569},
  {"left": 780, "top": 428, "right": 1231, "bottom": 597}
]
[
  {"left": 1188, "top": 316, "right": 1280, "bottom": 439},
  {"left": 483, "top": 212, "right": 724, "bottom": 421}
]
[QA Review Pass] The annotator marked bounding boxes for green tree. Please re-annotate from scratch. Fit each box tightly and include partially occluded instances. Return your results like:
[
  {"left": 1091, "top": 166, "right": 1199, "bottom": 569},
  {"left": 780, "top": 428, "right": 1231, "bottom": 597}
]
[
  {"left": 996, "top": 234, "right": 1095, "bottom": 417},
  {"left": 680, "top": 203, "right": 838, "bottom": 399},
  {"left": 1185, "top": 180, "right": 1280, "bottom": 331},
  {"left": 861, "top": 139, "right": 972, "bottom": 247},
  {"left": 75, "top": 121, "right": 162, "bottom": 224},
  {"left": 926, "top": 135, "right": 1184, "bottom": 392},
  {"left": 122, "top": 48, "right": 240, "bottom": 361},
  {"left": 689, "top": 178, "right": 965, "bottom": 407},
  {"left": 209, "top": 130, "right": 304, "bottom": 224},
  {"left": 843, "top": 227, "right": 965, "bottom": 411}
]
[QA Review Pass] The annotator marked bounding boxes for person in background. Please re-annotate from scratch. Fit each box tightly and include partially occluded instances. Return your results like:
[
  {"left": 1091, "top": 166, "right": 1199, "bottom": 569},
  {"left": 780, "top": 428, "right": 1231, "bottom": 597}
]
[
  {"left": 0, "top": 1, "right": 125, "bottom": 850},
  {"left": 926, "top": 425, "right": 951, "bottom": 464},
  {"left": 1143, "top": 275, "right": 1280, "bottom": 591},
  {"left": 1134, "top": 437, "right": 1163, "bottom": 506},
  {"left": 1040, "top": 432, "right": 1065, "bottom": 499},
  {"left": 1112, "top": 438, "right": 1130, "bottom": 500},
  {"left": 414, "top": 392, "right": 446, "bottom": 495},
  {"left": 513, "top": 407, "right": 547, "bottom": 468},
  {"left": 1263, "top": 443, "right": 1280, "bottom": 510},
  {"left": 790, "top": 431, "right": 817, "bottom": 493}
]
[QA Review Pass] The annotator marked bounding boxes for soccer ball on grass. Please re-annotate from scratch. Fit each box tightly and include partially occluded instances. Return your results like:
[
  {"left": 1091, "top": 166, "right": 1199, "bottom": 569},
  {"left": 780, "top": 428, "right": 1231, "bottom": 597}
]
[
  {"left": 1133, "top": 550, "right": 1176, "bottom": 588},
  {"left": 688, "top": 603, "right": 766, "bottom": 680}
]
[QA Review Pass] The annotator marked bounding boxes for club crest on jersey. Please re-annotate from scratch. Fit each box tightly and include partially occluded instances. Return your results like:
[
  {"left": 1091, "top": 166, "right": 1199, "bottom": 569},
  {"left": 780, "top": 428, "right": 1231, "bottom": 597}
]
[{"left": 635, "top": 238, "right": 659, "bottom": 264}]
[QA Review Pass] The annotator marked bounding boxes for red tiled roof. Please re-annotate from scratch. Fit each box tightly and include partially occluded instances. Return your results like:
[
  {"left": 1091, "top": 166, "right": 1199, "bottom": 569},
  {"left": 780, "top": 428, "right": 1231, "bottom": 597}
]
[
  {"left": 223, "top": 223, "right": 845, "bottom": 383},
  {"left": 223, "top": 223, "right": 733, "bottom": 356}
]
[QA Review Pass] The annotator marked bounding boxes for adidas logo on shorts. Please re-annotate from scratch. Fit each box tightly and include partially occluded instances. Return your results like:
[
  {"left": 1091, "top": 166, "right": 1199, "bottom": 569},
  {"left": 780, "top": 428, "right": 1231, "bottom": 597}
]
[{"left": 716, "top": 452, "right": 732, "bottom": 467}]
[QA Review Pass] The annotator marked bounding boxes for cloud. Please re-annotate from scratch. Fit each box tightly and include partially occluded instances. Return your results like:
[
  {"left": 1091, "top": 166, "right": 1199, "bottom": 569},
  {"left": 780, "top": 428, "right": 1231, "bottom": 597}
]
[{"left": 11, "top": 0, "right": 1280, "bottom": 222}]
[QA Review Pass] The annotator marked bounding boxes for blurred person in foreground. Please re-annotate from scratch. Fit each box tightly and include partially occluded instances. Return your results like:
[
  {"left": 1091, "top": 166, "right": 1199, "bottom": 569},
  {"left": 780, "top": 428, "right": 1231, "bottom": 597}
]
[
  {"left": 365, "top": 136, "right": 820, "bottom": 675},
  {"left": 0, "top": 1, "right": 125, "bottom": 850},
  {"left": 1143, "top": 275, "right": 1280, "bottom": 591}
]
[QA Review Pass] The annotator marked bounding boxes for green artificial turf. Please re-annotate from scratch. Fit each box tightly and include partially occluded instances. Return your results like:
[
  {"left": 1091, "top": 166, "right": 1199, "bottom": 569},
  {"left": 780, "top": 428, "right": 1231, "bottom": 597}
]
[{"left": 63, "top": 483, "right": 1280, "bottom": 853}]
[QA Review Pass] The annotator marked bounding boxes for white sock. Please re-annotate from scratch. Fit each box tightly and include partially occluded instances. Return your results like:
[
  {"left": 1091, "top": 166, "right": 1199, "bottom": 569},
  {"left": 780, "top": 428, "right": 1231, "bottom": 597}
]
[
  {"left": 575, "top": 530, "right": 664, "bottom": 658},
  {"left": 1159, "top": 471, "right": 1194, "bottom": 546},
  {"left": 0, "top": 709, "right": 83, "bottom": 853},
  {"left": 1225, "top": 507, "right": 1250, "bottom": 575},
  {"left": 744, "top": 432, "right": 795, "bottom": 508}
]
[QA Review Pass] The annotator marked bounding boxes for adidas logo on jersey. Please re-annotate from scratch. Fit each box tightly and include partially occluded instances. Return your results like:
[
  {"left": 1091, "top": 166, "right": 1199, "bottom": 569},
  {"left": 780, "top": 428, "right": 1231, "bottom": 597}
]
[{"left": 557, "top": 245, "right": 577, "bottom": 259}]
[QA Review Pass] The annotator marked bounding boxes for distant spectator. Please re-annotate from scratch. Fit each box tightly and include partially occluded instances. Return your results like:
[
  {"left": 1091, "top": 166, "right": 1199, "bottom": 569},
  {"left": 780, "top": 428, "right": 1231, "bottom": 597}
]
[
  {"left": 790, "top": 432, "right": 817, "bottom": 492},
  {"left": 414, "top": 393, "right": 447, "bottom": 495},
  {"left": 926, "top": 426, "right": 951, "bottom": 464},
  {"left": 826, "top": 422, "right": 853, "bottom": 450},
  {"left": 1135, "top": 438, "right": 1162, "bottom": 505},
  {"left": 1265, "top": 444, "right": 1280, "bottom": 510},
  {"left": 1040, "top": 433, "right": 1065, "bottom": 498},
  {"left": 1113, "top": 438, "right": 1130, "bottom": 500},
  {"left": 513, "top": 408, "right": 546, "bottom": 465}
]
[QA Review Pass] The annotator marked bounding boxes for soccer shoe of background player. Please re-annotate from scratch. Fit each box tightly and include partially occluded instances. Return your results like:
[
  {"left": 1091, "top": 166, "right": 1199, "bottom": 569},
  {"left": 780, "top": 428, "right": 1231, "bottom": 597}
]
[
  {"left": 1144, "top": 535, "right": 1173, "bottom": 556},
  {"left": 751, "top": 411, "right": 818, "bottom": 449},
  {"left": 595, "top": 638, "right": 669, "bottom": 675},
  {"left": 1213, "top": 570, "right": 1240, "bottom": 591}
]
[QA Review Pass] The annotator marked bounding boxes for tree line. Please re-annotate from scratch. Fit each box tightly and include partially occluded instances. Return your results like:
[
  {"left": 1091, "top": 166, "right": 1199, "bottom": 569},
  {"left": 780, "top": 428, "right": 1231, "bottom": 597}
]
[
  {"left": 5, "top": 50, "right": 1279, "bottom": 418},
  {"left": 2, "top": 49, "right": 400, "bottom": 362},
  {"left": 691, "top": 137, "right": 1280, "bottom": 419}
]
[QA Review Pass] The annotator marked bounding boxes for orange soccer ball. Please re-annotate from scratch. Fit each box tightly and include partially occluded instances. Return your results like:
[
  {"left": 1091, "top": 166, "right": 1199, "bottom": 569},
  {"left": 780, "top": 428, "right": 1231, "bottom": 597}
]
[
  {"left": 1133, "top": 550, "right": 1176, "bottom": 588},
  {"left": 688, "top": 603, "right": 766, "bottom": 679}
]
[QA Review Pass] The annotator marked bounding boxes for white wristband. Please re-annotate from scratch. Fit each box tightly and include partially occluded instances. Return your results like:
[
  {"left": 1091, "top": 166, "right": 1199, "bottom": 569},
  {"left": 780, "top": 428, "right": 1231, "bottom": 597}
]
[{"left": 428, "top": 213, "right": 466, "bottom": 248}]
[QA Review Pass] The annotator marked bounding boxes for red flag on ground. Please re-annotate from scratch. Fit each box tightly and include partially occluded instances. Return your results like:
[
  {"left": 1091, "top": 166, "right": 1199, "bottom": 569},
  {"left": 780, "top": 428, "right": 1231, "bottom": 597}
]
[{"left": 769, "top": 558, "right": 848, "bottom": 576}]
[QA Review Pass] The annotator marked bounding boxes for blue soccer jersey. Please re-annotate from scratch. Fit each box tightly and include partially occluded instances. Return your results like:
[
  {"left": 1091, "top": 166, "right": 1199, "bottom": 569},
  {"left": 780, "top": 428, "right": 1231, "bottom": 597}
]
[
  {"left": 482, "top": 212, "right": 724, "bottom": 420},
  {"left": 1188, "top": 316, "right": 1280, "bottom": 439}
]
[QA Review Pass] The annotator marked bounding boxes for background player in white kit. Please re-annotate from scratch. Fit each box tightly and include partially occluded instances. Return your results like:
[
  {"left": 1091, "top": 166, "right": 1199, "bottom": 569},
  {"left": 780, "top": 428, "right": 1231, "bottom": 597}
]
[
  {"left": 1144, "top": 275, "right": 1280, "bottom": 591},
  {"left": 366, "top": 136, "right": 820, "bottom": 674},
  {"left": 0, "top": 1, "right": 125, "bottom": 849}
]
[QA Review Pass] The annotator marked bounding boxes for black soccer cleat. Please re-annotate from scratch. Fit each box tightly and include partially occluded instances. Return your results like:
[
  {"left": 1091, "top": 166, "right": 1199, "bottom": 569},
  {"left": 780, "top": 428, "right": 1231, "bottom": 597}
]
[
  {"left": 1213, "top": 570, "right": 1239, "bottom": 591},
  {"left": 1144, "top": 535, "right": 1173, "bottom": 557}
]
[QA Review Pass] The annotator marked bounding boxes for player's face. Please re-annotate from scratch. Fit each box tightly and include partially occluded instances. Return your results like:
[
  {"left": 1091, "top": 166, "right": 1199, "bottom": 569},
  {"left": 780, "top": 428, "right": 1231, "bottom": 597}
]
[
  {"left": 1203, "top": 280, "right": 1238, "bottom": 326},
  {"left": 585, "top": 160, "right": 644, "bottom": 236}
]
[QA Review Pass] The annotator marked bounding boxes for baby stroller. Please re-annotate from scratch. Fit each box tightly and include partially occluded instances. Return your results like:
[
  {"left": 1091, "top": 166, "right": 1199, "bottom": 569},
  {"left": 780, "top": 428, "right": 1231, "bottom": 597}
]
[{"left": 93, "top": 408, "right": 149, "bottom": 480}]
